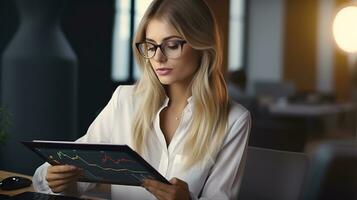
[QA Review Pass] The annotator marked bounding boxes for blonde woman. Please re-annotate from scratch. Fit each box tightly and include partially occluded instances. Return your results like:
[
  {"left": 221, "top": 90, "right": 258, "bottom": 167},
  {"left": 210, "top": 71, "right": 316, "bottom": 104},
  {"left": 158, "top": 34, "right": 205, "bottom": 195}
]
[{"left": 33, "top": 0, "right": 251, "bottom": 199}]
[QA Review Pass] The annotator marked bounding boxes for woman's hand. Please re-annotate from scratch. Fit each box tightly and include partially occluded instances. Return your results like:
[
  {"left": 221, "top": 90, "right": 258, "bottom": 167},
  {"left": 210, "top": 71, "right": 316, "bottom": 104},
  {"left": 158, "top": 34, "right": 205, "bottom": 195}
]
[
  {"left": 46, "top": 165, "right": 83, "bottom": 193},
  {"left": 142, "top": 177, "right": 190, "bottom": 200}
]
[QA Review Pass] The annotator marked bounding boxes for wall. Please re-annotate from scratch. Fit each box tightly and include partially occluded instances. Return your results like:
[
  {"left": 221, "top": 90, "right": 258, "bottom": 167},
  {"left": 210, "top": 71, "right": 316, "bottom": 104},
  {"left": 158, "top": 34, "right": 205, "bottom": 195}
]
[
  {"left": 62, "top": 0, "right": 116, "bottom": 136},
  {"left": 315, "top": 0, "right": 351, "bottom": 101},
  {"left": 333, "top": 0, "right": 353, "bottom": 101},
  {"left": 246, "top": 0, "right": 351, "bottom": 100},
  {"left": 0, "top": 0, "right": 18, "bottom": 100},
  {"left": 283, "top": 0, "right": 319, "bottom": 92},
  {"left": 0, "top": 0, "right": 116, "bottom": 175},
  {"left": 246, "top": 0, "right": 285, "bottom": 94},
  {"left": 205, "top": 0, "right": 230, "bottom": 73},
  {"left": 316, "top": 0, "right": 335, "bottom": 93}
]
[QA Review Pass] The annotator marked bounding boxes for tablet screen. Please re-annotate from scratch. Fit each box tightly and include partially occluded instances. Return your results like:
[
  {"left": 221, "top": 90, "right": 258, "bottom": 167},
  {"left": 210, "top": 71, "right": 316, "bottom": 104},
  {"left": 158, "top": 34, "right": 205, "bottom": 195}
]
[{"left": 22, "top": 141, "right": 170, "bottom": 186}]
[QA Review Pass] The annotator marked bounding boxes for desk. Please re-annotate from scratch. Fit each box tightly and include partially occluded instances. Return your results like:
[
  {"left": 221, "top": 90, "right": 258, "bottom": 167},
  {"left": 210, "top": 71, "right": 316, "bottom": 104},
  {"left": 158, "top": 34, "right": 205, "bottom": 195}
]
[
  {"left": 0, "top": 170, "right": 109, "bottom": 199},
  {"left": 0, "top": 170, "right": 34, "bottom": 196},
  {"left": 269, "top": 102, "right": 356, "bottom": 135},
  {"left": 269, "top": 102, "right": 356, "bottom": 117},
  {"left": 250, "top": 102, "right": 356, "bottom": 152}
]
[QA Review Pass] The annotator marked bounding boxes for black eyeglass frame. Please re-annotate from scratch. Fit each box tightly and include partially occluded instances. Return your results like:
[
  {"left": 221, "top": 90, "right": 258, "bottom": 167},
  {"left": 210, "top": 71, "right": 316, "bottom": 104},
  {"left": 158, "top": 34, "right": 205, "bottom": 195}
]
[{"left": 135, "top": 40, "right": 187, "bottom": 59}]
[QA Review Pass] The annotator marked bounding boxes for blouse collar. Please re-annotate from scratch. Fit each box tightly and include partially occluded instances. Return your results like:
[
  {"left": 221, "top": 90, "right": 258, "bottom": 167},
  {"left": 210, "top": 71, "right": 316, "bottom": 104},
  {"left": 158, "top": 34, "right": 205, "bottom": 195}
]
[{"left": 162, "top": 96, "right": 193, "bottom": 112}]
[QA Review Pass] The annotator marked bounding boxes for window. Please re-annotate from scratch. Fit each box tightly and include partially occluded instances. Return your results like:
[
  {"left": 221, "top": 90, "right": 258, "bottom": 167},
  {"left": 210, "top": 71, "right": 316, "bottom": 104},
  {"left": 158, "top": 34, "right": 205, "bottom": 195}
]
[
  {"left": 228, "top": 0, "right": 246, "bottom": 71},
  {"left": 112, "top": 0, "right": 130, "bottom": 81},
  {"left": 133, "top": 0, "right": 153, "bottom": 78},
  {"left": 112, "top": 0, "right": 152, "bottom": 82}
]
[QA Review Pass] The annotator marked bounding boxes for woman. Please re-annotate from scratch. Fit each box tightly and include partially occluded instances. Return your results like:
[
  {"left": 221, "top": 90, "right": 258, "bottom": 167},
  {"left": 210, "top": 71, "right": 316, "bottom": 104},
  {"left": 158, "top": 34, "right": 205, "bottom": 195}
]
[{"left": 33, "top": 0, "right": 251, "bottom": 199}]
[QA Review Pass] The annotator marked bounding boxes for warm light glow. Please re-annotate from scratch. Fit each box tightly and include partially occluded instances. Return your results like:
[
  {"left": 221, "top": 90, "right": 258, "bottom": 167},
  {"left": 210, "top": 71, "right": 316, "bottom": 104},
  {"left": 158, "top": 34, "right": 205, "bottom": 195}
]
[{"left": 333, "top": 6, "right": 357, "bottom": 53}]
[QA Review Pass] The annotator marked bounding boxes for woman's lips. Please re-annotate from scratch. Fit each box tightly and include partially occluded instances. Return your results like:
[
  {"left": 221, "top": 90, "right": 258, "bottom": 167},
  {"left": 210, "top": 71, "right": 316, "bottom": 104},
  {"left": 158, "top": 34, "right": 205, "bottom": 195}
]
[{"left": 156, "top": 68, "right": 173, "bottom": 76}]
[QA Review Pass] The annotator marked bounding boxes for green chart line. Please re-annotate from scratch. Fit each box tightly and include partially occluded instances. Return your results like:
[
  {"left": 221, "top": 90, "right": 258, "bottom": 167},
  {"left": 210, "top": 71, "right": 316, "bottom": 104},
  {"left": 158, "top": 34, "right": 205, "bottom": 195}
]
[{"left": 55, "top": 151, "right": 149, "bottom": 174}]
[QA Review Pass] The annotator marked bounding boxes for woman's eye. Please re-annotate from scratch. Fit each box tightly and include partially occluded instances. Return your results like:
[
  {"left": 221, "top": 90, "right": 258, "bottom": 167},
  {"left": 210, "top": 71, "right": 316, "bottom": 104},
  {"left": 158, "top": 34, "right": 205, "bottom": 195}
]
[
  {"left": 166, "top": 43, "right": 179, "bottom": 49},
  {"left": 147, "top": 47, "right": 156, "bottom": 52}
]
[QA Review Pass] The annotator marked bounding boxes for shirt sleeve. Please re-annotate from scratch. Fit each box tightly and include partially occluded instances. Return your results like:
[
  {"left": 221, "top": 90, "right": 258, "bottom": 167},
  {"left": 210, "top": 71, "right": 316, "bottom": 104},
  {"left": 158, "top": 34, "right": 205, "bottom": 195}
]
[
  {"left": 32, "top": 86, "right": 123, "bottom": 196},
  {"left": 32, "top": 162, "right": 52, "bottom": 193},
  {"left": 192, "top": 110, "right": 251, "bottom": 200}
]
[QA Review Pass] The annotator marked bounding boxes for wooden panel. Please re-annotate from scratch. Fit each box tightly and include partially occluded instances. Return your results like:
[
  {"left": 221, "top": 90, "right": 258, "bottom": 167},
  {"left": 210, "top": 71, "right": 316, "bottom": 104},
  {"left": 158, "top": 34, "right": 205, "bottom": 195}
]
[
  {"left": 204, "top": 0, "right": 230, "bottom": 73},
  {"left": 283, "top": 0, "right": 318, "bottom": 92},
  {"left": 333, "top": 49, "right": 350, "bottom": 102},
  {"left": 333, "top": 0, "right": 351, "bottom": 102}
]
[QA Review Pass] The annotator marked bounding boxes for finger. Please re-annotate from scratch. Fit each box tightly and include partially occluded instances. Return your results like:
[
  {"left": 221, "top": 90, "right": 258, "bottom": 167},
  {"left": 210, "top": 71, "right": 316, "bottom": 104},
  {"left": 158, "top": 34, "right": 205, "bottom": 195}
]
[
  {"left": 170, "top": 177, "right": 179, "bottom": 185},
  {"left": 47, "top": 170, "right": 81, "bottom": 181},
  {"left": 143, "top": 179, "right": 170, "bottom": 189},
  {"left": 143, "top": 179, "right": 171, "bottom": 193},
  {"left": 46, "top": 169, "right": 82, "bottom": 183},
  {"left": 143, "top": 179, "right": 179, "bottom": 199},
  {"left": 47, "top": 166, "right": 83, "bottom": 182},
  {"left": 49, "top": 165, "right": 77, "bottom": 173},
  {"left": 51, "top": 183, "right": 70, "bottom": 193},
  {"left": 48, "top": 179, "right": 69, "bottom": 189},
  {"left": 48, "top": 173, "right": 80, "bottom": 188},
  {"left": 170, "top": 177, "right": 188, "bottom": 189},
  {"left": 48, "top": 173, "right": 82, "bottom": 194},
  {"left": 144, "top": 185, "right": 170, "bottom": 200}
]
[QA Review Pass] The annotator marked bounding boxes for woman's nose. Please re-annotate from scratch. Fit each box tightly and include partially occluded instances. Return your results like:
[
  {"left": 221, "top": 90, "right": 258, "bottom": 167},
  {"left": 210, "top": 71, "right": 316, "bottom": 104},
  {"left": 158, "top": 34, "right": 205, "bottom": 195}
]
[{"left": 153, "top": 47, "right": 167, "bottom": 62}]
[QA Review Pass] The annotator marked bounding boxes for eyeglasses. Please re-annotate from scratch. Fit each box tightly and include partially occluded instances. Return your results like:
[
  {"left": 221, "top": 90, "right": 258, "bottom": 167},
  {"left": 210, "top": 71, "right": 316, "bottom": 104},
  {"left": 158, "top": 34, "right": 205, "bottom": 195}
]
[{"left": 136, "top": 39, "right": 187, "bottom": 59}]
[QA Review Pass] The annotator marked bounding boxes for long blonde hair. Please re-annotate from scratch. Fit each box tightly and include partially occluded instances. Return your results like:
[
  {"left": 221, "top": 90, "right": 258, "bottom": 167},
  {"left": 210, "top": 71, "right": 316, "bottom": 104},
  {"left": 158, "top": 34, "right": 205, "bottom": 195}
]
[{"left": 132, "top": 0, "right": 229, "bottom": 168}]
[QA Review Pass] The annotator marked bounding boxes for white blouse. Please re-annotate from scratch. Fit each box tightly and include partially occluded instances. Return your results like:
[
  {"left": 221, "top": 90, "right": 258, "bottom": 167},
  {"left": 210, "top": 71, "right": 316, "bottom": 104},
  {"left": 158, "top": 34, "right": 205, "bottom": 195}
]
[{"left": 33, "top": 85, "right": 251, "bottom": 200}]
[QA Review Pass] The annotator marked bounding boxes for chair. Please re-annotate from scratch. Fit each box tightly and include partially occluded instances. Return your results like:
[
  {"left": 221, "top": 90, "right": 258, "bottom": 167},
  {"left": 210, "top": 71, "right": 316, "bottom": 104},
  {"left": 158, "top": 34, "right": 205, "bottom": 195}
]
[
  {"left": 301, "top": 140, "right": 357, "bottom": 200},
  {"left": 238, "top": 146, "right": 309, "bottom": 200}
]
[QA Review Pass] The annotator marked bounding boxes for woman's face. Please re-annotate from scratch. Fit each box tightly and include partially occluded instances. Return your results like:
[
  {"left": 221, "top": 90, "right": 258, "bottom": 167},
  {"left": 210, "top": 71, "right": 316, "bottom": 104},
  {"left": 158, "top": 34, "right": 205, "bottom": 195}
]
[{"left": 145, "top": 19, "right": 201, "bottom": 87}]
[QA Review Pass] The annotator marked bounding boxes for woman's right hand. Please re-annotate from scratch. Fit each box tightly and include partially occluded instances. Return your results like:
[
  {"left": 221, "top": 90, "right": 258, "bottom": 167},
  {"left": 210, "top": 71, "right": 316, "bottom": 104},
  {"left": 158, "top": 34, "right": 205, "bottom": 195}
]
[{"left": 46, "top": 165, "right": 83, "bottom": 193}]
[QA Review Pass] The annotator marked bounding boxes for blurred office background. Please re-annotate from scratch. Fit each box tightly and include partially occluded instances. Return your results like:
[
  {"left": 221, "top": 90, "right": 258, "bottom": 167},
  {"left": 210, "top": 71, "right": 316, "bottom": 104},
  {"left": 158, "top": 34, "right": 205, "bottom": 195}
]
[{"left": 0, "top": 0, "right": 356, "bottom": 181}]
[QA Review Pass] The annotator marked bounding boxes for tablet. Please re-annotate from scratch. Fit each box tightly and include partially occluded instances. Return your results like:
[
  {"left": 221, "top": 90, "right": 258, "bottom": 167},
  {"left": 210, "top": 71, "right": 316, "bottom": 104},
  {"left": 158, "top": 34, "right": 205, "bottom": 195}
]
[{"left": 22, "top": 140, "right": 170, "bottom": 186}]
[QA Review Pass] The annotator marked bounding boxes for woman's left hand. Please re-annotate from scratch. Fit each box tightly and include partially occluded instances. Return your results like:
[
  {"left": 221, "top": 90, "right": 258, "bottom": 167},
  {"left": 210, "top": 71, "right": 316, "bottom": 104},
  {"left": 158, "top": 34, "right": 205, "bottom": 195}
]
[{"left": 142, "top": 177, "right": 190, "bottom": 200}]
